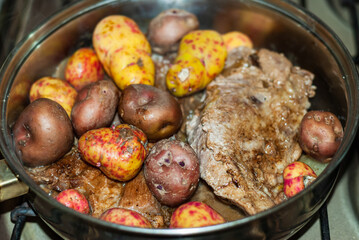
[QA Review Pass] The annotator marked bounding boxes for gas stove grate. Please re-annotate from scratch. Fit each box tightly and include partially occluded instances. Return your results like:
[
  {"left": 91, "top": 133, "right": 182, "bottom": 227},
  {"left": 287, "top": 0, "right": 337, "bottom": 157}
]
[
  {"left": 10, "top": 202, "right": 36, "bottom": 240},
  {"left": 340, "top": 0, "right": 359, "bottom": 64}
]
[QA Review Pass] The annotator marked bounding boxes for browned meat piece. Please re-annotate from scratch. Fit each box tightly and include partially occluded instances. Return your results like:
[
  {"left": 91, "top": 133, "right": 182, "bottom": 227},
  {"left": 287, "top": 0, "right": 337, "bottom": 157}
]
[
  {"left": 26, "top": 149, "right": 172, "bottom": 224},
  {"left": 118, "top": 171, "right": 171, "bottom": 228},
  {"left": 26, "top": 149, "right": 125, "bottom": 217},
  {"left": 187, "top": 48, "right": 315, "bottom": 215}
]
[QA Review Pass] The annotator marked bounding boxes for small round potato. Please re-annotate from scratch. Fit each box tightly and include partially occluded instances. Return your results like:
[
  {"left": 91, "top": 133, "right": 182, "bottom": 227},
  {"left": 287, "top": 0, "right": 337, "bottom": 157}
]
[
  {"left": 65, "top": 47, "right": 104, "bottom": 91},
  {"left": 12, "top": 98, "right": 74, "bottom": 167},
  {"left": 148, "top": 8, "right": 199, "bottom": 54},
  {"left": 29, "top": 77, "right": 78, "bottom": 118},
  {"left": 78, "top": 124, "right": 148, "bottom": 182},
  {"left": 71, "top": 80, "right": 119, "bottom": 137},
  {"left": 144, "top": 139, "right": 200, "bottom": 207},
  {"left": 119, "top": 84, "right": 182, "bottom": 141},
  {"left": 299, "top": 110, "right": 344, "bottom": 162},
  {"left": 100, "top": 208, "right": 152, "bottom": 228},
  {"left": 56, "top": 189, "right": 90, "bottom": 214},
  {"left": 170, "top": 201, "right": 225, "bottom": 228}
]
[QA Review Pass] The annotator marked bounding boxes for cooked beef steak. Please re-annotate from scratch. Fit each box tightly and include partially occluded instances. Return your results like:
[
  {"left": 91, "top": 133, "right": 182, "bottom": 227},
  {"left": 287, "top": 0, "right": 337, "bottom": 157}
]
[
  {"left": 118, "top": 171, "right": 171, "bottom": 228},
  {"left": 26, "top": 149, "right": 125, "bottom": 217},
  {"left": 27, "top": 148, "right": 170, "bottom": 226},
  {"left": 186, "top": 47, "right": 315, "bottom": 215}
]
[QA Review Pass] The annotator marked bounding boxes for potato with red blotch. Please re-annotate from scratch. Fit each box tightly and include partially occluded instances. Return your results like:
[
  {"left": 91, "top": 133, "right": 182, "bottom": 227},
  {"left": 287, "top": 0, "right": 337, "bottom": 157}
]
[
  {"left": 147, "top": 8, "right": 199, "bottom": 54},
  {"left": 12, "top": 98, "right": 74, "bottom": 167},
  {"left": 119, "top": 84, "right": 183, "bottom": 141},
  {"left": 283, "top": 161, "right": 317, "bottom": 198},
  {"left": 93, "top": 15, "right": 151, "bottom": 75},
  {"left": 170, "top": 201, "right": 225, "bottom": 228},
  {"left": 144, "top": 139, "right": 200, "bottom": 207},
  {"left": 56, "top": 189, "right": 90, "bottom": 214},
  {"left": 71, "top": 80, "right": 119, "bottom": 137},
  {"left": 222, "top": 31, "right": 253, "bottom": 52},
  {"left": 166, "top": 30, "right": 227, "bottom": 97},
  {"left": 100, "top": 208, "right": 152, "bottom": 228},
  {"left": 65, "top": 47, "right": 104, "bottom": 91},
  {"left": 29, "top": 77, "right": 77, "bottom": 117},
  {"left": 93, "top": 15, "right": 154, "bottom": 90},
  {"left": 78, "top": 124, "right": 148, "bottom": 182},
  {"left": 299, "top": 111, "right": 344, "bottom": 162}
]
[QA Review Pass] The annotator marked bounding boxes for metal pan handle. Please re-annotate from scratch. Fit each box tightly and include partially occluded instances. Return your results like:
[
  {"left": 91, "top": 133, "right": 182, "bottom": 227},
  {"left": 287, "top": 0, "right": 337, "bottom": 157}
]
[{"left": 0, "top": 159, "right": 28, "bottom": 202}]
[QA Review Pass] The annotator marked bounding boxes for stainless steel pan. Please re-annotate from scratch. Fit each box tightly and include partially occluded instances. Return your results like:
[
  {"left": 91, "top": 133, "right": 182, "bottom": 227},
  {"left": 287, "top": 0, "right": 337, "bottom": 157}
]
[{"left": 0, "top": 0, "right": 358, "bottom": 239}]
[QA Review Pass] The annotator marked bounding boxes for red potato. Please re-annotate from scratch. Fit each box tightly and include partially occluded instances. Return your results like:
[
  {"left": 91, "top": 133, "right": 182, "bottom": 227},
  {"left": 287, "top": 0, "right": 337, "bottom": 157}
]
[
  {"left": 65, "top": 47, "right": 104, "bottom": 91},
  {"left": 12, "top": 98, "right": 74, "bottom": 167},
  {"left": 100, "top": 208, "right": 152, "bottom": 228},
  {"left": 119, "top": 84, "right": 183, "bottom": 141},
  {"left": 299, "top": 111, "right": 344, "bottom": 162},
  {"left": 147, "top": 8, "right": 199, "bottom": 54},
  {"left": 78, "top": 124, "right": 148, "bottom": 181},
  {"left": 29, "top": 77, "right": 78, "bottom": 118},
  {"left": 170, "top": 201, "right": 225, "bottom": 228},
  {"left": 71, "top": 80, "right": 119, "bottom": 137},
  {"left": 56, "top": 189, "right": 90, "bottom": 214},
  {"left": 144, "top": 139, "right": 200, "bottom": 207},
  {"left": 283, "top": 161, "right": 317, "bottom": 198}
]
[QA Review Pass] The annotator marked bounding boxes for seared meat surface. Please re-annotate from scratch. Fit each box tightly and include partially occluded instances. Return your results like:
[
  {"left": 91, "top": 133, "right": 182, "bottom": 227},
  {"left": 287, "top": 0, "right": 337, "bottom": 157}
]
[
  {"left": 27, "top": 149, "right": 169, "bottom": 226},
  {"left": 187, "top": 47, "right": 315, "bottom": 215},
  {"left": 118, "top": 171, "right": 172, "bottom": 228}
]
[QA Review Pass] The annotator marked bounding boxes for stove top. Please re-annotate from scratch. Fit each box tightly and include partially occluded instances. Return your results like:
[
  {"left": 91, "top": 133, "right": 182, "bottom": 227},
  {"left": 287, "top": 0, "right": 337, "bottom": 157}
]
[{"left": 0, "top": 0, "right": 358, "bottom": 239}]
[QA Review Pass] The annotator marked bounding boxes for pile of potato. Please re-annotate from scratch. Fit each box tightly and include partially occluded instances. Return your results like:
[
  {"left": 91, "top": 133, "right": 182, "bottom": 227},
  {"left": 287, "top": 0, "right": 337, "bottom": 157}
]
[{"left": 11, "top": 8, "right": 343, "bottom": 229}]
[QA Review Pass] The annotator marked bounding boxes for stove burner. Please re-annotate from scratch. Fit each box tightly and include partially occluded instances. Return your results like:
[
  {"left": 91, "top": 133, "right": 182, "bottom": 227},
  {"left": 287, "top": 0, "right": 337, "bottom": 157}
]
[
  {"left": 328, "top": 0, "right": 359, "bottom": 24},
  {"left": 10, "top": 202, "right": 36, "bottom": 240},
  {"left": 319, "top": 203, "right": 331, "bottom": 240},
  {"left": 327, "top": 0, "right": 359, "bottom": 63}
]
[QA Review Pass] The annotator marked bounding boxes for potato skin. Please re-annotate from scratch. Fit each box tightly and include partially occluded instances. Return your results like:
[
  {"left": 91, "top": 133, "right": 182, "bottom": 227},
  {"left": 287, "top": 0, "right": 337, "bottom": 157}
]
[
  {"left": 56, "top": 189, "right": 90, "bottom": 214},
  {"left": 12, "top": 98, "right": 74, "bottom": 167},
  {"left": 65, "top": 47, "right": 104, "bottom": 91},
  {"left": 148, "top": 8, "right": 199, "bottom": 54},
  {"left": 283, "top": 161, "right": 317, "bottom": 198},
  {"left": 93, "top": 15, "right": 154, "bottom": 90},
  {"left": 299, "top": 111, "right": 344, "bottom": 162},
  {"left": 29, "top": 77, "right": 77, "bottom": 118},
  {"left": 93, "top": 15, "right": 151, "bottom": 75},
  {"left": 78, "top": 124, "right": 148, "bottom": 181},
  {"left": 170, "top": 201, "right": 225, "bottom": 228},
  {"left": 166, "top": 30, "right": 227, "bottom": 97},
  {"left": 119, "top": 84, "right": 183, "bottom": 141},
  {"left": 144, "top": 139, "right": 200, "bottom": 207},
  {"left": 222, "top": 31, "right": 253, "bottom": 52},
  {"left": 71, "top": 80, "right": 119, "bottom": 137},
  {"left": 100, "top": 208, "right": 152, "bottom": 228}
]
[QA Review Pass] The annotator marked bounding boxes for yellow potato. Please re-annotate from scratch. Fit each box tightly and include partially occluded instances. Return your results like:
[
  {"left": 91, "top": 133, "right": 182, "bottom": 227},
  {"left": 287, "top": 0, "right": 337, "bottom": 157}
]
[
  {"left": 110, "top": 49, "right": 155, "bottom": 90},
  {"left": 93, "top": 15, "right": 154, "bottom": 90},
  {"left": 78, "top": 124, "right": 148, "bottom": 182},
  {"left": 170, "top": 201, "right": 225, "bottom": 228},
  {"left": 166, "top": 30, "right": 227, "bottom": 97},
  {"left": 100, "top": 208, "right": 152, "bottom": 228},
  {"left": 29, "top": 77, "right": 77, "bottom": 117},
  {"left": 166, "top": 52, "right": 206, "bottom": 97},
  {"left": 222, "top": 31, "right": 253, "bottom": 52}
]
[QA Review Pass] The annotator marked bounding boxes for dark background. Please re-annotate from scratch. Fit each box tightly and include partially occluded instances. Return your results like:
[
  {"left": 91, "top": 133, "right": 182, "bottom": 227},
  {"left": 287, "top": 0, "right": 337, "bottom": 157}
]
[{"left": 0, "top": 0, "right": 81, "bottom": 66}]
